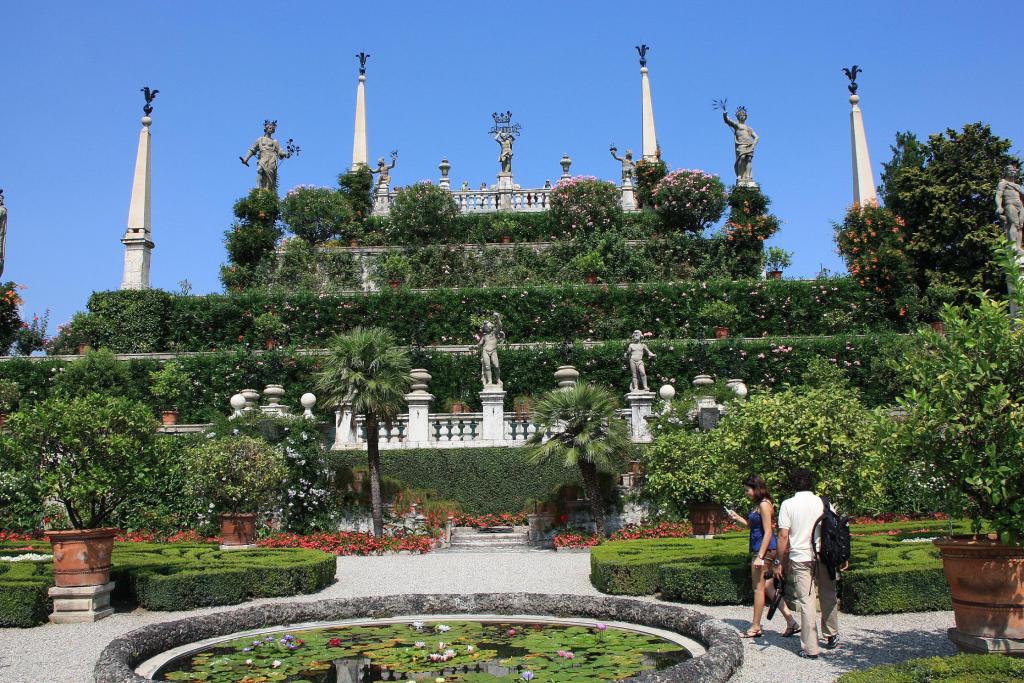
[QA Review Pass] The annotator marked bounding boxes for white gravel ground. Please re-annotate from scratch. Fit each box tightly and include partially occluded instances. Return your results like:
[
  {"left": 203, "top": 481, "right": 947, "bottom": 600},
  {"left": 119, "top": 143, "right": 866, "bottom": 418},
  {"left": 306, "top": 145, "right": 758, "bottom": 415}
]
[{"left": 0, "top": 551, "right": 956, "bottom": 683}]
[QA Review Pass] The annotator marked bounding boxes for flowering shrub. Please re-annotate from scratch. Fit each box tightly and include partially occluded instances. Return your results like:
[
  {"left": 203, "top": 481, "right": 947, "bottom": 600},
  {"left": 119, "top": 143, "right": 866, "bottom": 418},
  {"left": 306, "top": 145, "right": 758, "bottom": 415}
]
[
  {"left": 549, "top": 177, "right": 622, "bottom": 239},
  {"left": 835, "top": 203, "right": 917, "bottom": 313},
  {"left": 259, "top": 530, "right": 434, "bottom": 555},
  {"left": 389, "top": 182, "right": 460, "bottom": 245},
  {"left": 552, "top": 531, "right": 600, "bottom": 549},
  {"left": 652, "top": 170, "right": 728, "bottom": 234},
  {"left": 183, "top": 435, "right": 288, "bottom": 515},
  {"left": 634, "top": 158, "right": 668, "bottom": 210},
  {"left": 0, "top": 282, "right": 23, "bottom": 354},
  {"left": 609, "top": 521, "right": 692, "bottom": 541},
  {"left": 282, "top": 185, "right": 353, "bottom": 245},
  {"left": 222, "top": 190, "right": 283, "bottom": 292}
]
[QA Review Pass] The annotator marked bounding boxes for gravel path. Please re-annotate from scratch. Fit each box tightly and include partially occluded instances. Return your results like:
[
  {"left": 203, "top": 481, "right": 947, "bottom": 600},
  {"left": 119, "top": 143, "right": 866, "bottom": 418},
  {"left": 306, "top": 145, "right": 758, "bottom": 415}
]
[{"left": 0, "top": 551, "right": 955, "bottom": 683}]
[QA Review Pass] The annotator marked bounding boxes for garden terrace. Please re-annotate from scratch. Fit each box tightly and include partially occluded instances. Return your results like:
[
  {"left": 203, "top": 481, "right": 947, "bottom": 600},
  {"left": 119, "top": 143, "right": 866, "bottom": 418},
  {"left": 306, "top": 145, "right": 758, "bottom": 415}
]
[
  {"left": 0, "top": 543, "right": 336, "bottom": 628},
  {"left": 589, "top": 520, "right": 971, "bottom": 615}
]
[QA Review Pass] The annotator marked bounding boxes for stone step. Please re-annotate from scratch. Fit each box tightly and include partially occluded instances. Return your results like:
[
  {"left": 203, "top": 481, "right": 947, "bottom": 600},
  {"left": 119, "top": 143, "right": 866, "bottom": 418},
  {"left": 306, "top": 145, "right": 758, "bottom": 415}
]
[{"left": 448, "top": 527, "right": 531, "bottom": 551}]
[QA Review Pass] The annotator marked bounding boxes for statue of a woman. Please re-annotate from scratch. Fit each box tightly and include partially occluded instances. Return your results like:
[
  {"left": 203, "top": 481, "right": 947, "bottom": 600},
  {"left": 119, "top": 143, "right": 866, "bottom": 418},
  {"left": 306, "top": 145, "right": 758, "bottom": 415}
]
[
  {"left": 609, "top": 145, "right": 636, "bottom": 184},
  {"left": 0, "top": 190, "right": 7, "bottom": 280},
  {"left": 996, "top": 164, "right": 1024, "bottom": 254},
  {"left": 715, "top": 101, "right": 759, "bottom": 187},
  {"left": 240, "top": 120, "right": 292, "bottom": 193}
]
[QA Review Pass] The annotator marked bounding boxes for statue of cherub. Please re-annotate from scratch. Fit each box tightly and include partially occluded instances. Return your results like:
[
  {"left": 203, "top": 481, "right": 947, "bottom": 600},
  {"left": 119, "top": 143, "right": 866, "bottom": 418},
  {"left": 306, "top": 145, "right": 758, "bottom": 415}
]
[
  {"left": 477, "top": 312, "right": 506, "bottom": 387},
  {"left": 624, "top": 330, "right": 656, "bottom": 392}
]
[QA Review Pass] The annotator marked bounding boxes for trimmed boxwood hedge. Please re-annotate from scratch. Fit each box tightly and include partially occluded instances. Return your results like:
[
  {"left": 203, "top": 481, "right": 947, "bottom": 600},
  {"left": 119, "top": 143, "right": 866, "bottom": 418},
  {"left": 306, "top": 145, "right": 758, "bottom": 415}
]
[
  {"left": 0, "top": 543, "right": 335, "bottom": 627},
  {"left": 62, "top": 277, "right": 897, "bottom": 354},
  {"left": 836, "top": 654, "right": 1024, "bottom": 682},
  {"left": 590, "top": 521, "right": 967, "bottom": 615}
]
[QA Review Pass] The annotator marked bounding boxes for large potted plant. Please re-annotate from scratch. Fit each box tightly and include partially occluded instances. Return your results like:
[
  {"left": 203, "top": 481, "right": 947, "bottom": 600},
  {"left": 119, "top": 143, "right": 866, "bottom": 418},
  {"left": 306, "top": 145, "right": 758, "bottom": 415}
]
[
  {"left": 896, "top": 251, "right": 1024, "bottom": 654},
  {"left": 1, "top": 394, "right": 159, "bottom": 587},
  {"left": 252, "top": 312, "right": 287, "bottom": 350},
  {"left": 570, "top": 250, "right": 607, "bottom": 285},
  {"left": 149, "top": 361, "right": 190, "bottom": 426},
  {"left": 376, "top": 252, "right": 412, "bottom": 290},
  {"left": 184, "top": 435, "right": 287, "bottom": 549},
  {"left": 698, "top": 300, "right": 740, "bottom": 340},
  {"left": 763, "top": 246, "right": 792, "bottom": 279}
]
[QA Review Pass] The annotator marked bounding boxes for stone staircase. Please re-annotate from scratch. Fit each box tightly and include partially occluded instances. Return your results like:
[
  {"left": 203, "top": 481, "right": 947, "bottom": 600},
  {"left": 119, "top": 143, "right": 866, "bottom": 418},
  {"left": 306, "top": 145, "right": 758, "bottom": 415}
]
[{"left": 446, "top": 526, "right": 532, "bottom": 552}]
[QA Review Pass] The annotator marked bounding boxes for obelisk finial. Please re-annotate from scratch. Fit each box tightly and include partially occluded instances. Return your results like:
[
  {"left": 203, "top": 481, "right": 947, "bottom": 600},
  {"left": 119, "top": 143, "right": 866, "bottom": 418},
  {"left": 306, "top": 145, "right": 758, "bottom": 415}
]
[
  {"left": 352, "top": 53, "right": 370, "bottom": 170},
  {"left": 844, "top": 65, "right": 877, "bottom": 206}
]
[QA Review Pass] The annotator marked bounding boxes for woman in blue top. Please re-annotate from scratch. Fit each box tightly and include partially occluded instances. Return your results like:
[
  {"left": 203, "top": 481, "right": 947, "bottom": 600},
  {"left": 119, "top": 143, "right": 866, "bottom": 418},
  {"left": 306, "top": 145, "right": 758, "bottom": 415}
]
[{"left": 727, "top": 474, "right": 798, "bottom": 639}]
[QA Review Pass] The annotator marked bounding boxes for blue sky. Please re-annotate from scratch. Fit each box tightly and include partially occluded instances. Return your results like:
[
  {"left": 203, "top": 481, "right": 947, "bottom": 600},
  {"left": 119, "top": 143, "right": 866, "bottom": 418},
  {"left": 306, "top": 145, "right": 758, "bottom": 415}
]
[{"left": 2, "top": 2, "right": 1018, "bottom": 330}]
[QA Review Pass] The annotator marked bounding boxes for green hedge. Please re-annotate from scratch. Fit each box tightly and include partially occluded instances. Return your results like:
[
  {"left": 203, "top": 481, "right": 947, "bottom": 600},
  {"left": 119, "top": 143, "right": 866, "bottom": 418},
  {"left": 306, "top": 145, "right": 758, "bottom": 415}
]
[
  {"left": 329, "top": 447, "right": 582, "bottom": 515},
  {"left": 0, "top": 334, "right": 914, "bottom": 422},
  {"left": 590, "top": 521, "right": 966, "bottom": 615},
  {"left": 60, "top": 277, "right": 896, "bottom": 354},
  {"left": 836, "top": 655, "right": 1024, "bottom": 682},
  {"left": 0, "top": 543, "right": 335, "bottom": 627}
]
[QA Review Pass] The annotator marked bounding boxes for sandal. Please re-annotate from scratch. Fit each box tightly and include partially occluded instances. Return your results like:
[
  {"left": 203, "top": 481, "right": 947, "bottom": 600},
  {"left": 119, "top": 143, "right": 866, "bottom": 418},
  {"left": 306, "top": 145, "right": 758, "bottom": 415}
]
[
  {"left": 782, "top": 623, "right": 801, "bottom": 638},
  {"left": 740, "top": 628, "right": 763, "bottom": 638}
]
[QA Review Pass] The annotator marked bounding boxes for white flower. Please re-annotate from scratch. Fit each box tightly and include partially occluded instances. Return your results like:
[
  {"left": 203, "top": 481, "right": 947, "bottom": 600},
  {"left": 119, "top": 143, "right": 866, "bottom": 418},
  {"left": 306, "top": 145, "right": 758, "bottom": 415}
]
[{"left": 272, "top": 660, "right": 281, "bottom": 668}]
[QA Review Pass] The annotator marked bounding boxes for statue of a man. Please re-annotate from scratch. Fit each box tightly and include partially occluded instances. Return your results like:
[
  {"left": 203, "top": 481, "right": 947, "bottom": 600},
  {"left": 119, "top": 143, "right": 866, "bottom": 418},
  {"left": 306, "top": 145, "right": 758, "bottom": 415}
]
[
  {"left": 477, "top": 313, "right": 506, "bottom": 387},
  {"left": 0, "top": 190, "right": 7, "bottom": 280},
  {"left": 371, "top": 151, "right": 398, "bottom": 191},
  {"left": 624, "top": 330, "right": 656, "bottom": 392},
  {"left": 610, "top": 145, "right": 636, "bottom": 184},
  {"left": 240, "top": 120, "right": 292, "bottom": 193},
  {"left": 996, "top": 164, "right": 1024, "bottom": 255},
  {"left": 495, "top": 130, "right": 514, "bottom": 174},
  {"left": 716, "top": 101, "right": 759, "bottom": 186}
]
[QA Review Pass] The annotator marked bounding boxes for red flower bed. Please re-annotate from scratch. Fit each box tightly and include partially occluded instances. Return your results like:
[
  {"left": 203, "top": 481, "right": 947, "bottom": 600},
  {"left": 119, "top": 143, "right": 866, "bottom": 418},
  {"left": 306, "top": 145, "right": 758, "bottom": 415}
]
[
  {"left": 115, "top": 529, "right": 217, "bottom": 544},
  {"left": 0, "top": 531, "right": 40, "bottom": 543},
  {"left": 451, "top": 512, "right": 528, "bottom": 529},
  {"left": 610, "top": 521, "right": 692, "bottom": 541},
  {"left": 258, "top": 531, "right": 434, "bottom": 555},
  {"left": 552, "top": 532, "right": 600, "bottom": 549}
]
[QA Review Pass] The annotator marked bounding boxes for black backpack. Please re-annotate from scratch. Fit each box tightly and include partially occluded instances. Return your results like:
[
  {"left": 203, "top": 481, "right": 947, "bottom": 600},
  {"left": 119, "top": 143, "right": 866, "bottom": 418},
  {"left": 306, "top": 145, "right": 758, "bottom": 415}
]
[{"left": 813, "top": 495, "right": 851, "bottom": 580}]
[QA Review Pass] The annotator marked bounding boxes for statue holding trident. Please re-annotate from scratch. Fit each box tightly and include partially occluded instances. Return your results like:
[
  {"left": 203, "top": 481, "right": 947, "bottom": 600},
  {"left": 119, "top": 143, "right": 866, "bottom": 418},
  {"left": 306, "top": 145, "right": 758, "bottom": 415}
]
[
  {"left": 489, "top": 111, "right": 521, "bottom": 175},
  {"left": 624, "top": 330, "right": 656, "bottom": 392},
  {"left": 240, "top": 120, "right": 300, "bottom": 193},
  {"left": 371, "top": 151, "right": 398, "bottom": 191},
  {"left": 996, "top": 164, "right": 1024, "bottom": 256},
  {"left": 476, "top": 312, "right": 506, "bottom": 388},
  {"left": 609, "top": 145, "right": 636, "bottom": 184},
  {"left": 713, "top": 99, "right": 760, "bottom": 187}
]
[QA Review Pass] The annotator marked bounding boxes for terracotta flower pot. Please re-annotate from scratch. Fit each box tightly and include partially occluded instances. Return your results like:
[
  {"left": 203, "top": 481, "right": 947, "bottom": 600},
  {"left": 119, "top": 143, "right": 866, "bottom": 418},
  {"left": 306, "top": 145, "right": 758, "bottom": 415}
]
[
  {"left": 934, "top": 536, "right": 1024, "bottom": 644},
  {"left": 688, "top": 503, "right": 725, "bottom": 536},
  {"left": 349, "top": 239, "right": 359, "bottom": 248},
  {"left": 0, "top": 412, "right": 7, "bottom": 428},
  {"left": 265, "top": 338, "right": 277, "bottom": 350},
  {"left": 160, "top": 409, "right": 179, "bottom": 426},
  {"left": 219, "top": 513, "right": 258, "bottom": 547},
  {"left": 931, "top": 321, "right": 946, "bottom": 335},
  {"left": 585, "top": 274, "right": 598, "bottom": 285},
  {"left": 389, "top": 280, "right": 400, "bottom": 290},
  {"left": 77, "top": 343, "right": 90, "bottom": 355},
  {"left": 46, "top": 528, "right": 116, "bottom": 587},
  {"left": 501, "top": 235, "right": 513, "bottom": 244},
  {"left": 450, "top": 402, "right": 467, "bottom": 414},
  {"left": 767, "top": 270, "right": 782, "bottom": 280},
  {"left": 714, "top": 326, "right": 729, "bottom": 340}
]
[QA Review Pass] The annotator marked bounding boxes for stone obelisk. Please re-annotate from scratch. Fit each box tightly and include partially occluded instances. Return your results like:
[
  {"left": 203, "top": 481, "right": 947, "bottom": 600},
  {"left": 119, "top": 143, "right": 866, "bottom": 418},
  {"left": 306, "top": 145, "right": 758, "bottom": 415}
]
[
  {"left": 637, "top": 45, "right": 659, "bottom": 161},
  {"left": 120, "top": 93, "right": 155, "bottom": 290},
  {"left": 351, "top": 52, "right": 369, "bottom": 170},
  {"left": 845, "top": 66, "right": 877, "bottom": 206}
]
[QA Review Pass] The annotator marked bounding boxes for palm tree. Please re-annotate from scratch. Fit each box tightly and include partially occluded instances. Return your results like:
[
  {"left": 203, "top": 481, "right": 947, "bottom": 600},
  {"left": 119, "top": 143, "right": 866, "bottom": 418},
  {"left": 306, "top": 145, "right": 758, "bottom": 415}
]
[
  {"left": 526, "top": 383, "right": 630, "bottom": 537},
  {"left": 315, "top": 327, "right": 411, "bottom": 537}
]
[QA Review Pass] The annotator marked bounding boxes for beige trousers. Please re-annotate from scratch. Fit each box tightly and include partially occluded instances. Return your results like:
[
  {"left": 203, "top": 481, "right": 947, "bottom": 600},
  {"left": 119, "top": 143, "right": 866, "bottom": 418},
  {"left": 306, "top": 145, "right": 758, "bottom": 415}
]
[{"left": 788, "top": 560, "right": 839, "bottom": 655}]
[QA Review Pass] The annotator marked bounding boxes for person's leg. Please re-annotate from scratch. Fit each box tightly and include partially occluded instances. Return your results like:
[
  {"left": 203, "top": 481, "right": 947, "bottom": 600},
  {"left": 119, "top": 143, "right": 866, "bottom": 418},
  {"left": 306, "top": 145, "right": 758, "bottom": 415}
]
[
  {"left": 816, "top": 561, "right": 840, "bottom": 641},
  {"left": 749, "top": 559, "right": 765, "bottom": 633},
  {"left": 791, "top": 561, "right": 820, "bottom": 656}
]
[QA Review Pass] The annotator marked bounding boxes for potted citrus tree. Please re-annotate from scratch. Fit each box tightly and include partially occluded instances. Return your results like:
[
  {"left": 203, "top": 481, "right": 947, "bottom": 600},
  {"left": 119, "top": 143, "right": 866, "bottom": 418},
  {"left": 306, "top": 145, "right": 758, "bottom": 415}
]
[
  {"left": 570, "top": 250, "right": 606, "bottom": 285},
  {"left": 1, "top": 394, "right": 159, "bottom": 587},
  {"left": 763, "top": 246, "right": 792, "bottom": 279},
  {"left": 150, "top": 361, "right": 190, "bottom": 426},
  {"left": 377, "top": 252, "right": 412, "bottom": 290},
  {"left": 0, "top": 378, "right": 19, "bottom": 426},
  {"left": 184, "top": 435, "right": 287, "bottom": 549},
  {"left": 896, "top": 250, "right": 1024, "bottom": 653},
  {"left": 698, "top": 300, "right": 740, "bottom": 340},
  {"left": 253, "top": 312, "right": 287, "bottom": 350}
]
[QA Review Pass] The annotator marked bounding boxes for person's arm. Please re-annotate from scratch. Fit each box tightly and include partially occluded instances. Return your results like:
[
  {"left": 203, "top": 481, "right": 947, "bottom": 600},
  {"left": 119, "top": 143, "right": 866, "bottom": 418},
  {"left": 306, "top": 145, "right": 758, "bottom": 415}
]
[
  {"left": 754, "top": 500, "right": 773, "bottom": 566},
  {"left": 774, "top": 528, "right": 790, "bottom": 578},
  {"left": 726, "top": 508, "right": 748, "bottom": 528}
]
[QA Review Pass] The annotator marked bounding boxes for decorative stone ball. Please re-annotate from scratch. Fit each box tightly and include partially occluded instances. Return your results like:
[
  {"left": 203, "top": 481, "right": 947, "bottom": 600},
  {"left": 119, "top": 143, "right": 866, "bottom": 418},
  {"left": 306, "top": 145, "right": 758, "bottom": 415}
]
[
  {"left": 659, "top": 384, "right": 676, "bottom": 401},
  {"left": 229, "top": 394, "right": 247, "bottom": 412},
  {"left": 726, "top": 379, "right": 748, "bottom": 400},
  {"left": 141, "top": 116, "right": 152, "bottom": 126},
  {"left": 300, "top": 393, "right": 317, "bottom": 410}
]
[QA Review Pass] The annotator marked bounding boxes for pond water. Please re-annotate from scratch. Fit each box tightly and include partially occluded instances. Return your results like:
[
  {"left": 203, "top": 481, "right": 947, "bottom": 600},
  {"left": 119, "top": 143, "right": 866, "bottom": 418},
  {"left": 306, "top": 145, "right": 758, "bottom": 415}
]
[{"left": 155, "top": 619, "right": 691, "bottom": 682}]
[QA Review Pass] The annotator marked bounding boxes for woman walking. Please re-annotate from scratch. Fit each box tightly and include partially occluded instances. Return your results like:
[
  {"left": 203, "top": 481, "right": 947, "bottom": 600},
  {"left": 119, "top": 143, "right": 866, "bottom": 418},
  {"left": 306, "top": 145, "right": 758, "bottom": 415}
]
[{"left": 727, "top": 474, "right": 799, "bottom": 638}]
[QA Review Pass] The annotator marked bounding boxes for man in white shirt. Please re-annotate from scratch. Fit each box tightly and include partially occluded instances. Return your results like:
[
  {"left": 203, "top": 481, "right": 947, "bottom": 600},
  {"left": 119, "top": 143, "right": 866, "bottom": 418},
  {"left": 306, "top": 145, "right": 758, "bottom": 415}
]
[{"left": 773, "top": 468, "right": 839, "bottom": 658}]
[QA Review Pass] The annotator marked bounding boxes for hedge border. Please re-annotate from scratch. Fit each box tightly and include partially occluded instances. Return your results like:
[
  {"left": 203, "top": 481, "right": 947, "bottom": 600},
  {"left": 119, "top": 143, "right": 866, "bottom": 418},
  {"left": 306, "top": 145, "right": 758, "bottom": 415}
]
[{"left": 835, "top": 654, "right": 1024, "bottom": 682}]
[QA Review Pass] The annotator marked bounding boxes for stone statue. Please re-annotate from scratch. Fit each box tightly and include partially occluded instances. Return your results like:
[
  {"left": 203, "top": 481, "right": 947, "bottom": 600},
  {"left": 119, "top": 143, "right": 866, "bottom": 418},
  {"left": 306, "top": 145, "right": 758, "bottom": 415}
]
[
  {"left": 609, "top": 145, "right": 636, "bottom": 184},
  {"left": 0, "top": 190, "right": 7, "bottom": 280},
  {"left": 624, "top": 330, "right": 656, "bottom": 392},
  {"left": 495, "top": 129, "right": 514, "bottom": 174},
  {"left": 996, "top": 164, "right": 1024, "bottom": 255},
  {"left": 477, "top": 313, "right": 506, "bottom": 387},
  {"left": 140, "top": 86, "right": 159, "bottom": 116},
  {"left": 714, "top": 99, "right": 759, "bottom": 187},
  {"left": 240, "top": 120, "right": 297, "bottom": 193},
  {"left": 371, "top": 151, "right": 398, "bottom": 191}
]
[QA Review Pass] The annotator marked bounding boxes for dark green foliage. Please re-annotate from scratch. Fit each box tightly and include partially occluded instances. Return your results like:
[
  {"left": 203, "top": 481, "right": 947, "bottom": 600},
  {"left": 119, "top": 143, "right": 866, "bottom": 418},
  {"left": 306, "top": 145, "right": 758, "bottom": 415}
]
[
  {"left": 880, "top": 123, "right": 1019, "bottom": 298},
  {"left": 0, "top": 282, "right": 22, "bottom": 354},
  {"left": 329, "top": 447, "right": 582, "bottom": 514},
  {"left": 222, "top": 190, "right": 284, "bottom": 292},
  {"left": 722, "top": 187, "right": 779, "bottom": 276},
  {"left": 337, "top": 166, "right": 374, "bottom": 225},
  {"left": 52, "top": 348, "right": 136, "bottom": 399},
  {"left": 281, "top": 186, "right": 353, "bottom": 245},
  {"left": 388, "top": 183, "right": 461, "bottom": 245},
  {"left": 836, "top": 655, "right": 1024, "bottom": 683},
  {"left": 0, "top": 557, "right": 51, "bottom": 627},
  {"left": 82, "top": 289, "right": 174, "bottom": 354}
]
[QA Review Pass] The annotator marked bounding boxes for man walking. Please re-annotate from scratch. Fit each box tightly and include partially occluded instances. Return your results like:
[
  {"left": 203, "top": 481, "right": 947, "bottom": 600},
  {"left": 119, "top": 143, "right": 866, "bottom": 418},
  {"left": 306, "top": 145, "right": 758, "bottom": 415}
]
[{"left": 774, "top": 468, "right": 840, "bottom": 658}]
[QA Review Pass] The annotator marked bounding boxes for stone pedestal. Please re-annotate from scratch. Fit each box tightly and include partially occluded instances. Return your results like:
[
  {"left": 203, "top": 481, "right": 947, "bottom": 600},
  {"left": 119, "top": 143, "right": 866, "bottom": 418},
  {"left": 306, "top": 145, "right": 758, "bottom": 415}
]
[
  {"left": 620, "top": 177, "right": 637, "bottom": 212},
  {"left": 625, "top": 390, "right": 656, "bottom": 442},
  {"left": 49, "top": 582, "right": 115, "bottom": 623},
  {"left": 949, "top": 628, "right": 1024, "bottom": 656},
  {"left": 333, "top": 403, "right": 358, "bottom": 448},
  {"left": 497, "top": 172, "right": 514, "bottom": 210},
  {"left": 438, "top": 159, "right": 451, "bottom": 191},
  {"left": 373, "top": 185, "right": 391, "bottom": 216},
  {"left": 479, "top": 387, "right": 506, "bottom": 443},
  {"left": 405, "top": 370, "right": 435, "bottom": 445},
  {"left": 219, "top": 543, "right": 257, "bottom": 551},
  {"left": 120, "top": 235, "right": 153, "bottom": 290},
  {"left": 736, "top": 178, "right": 759, "bottom": 190},
  {"left": 260, "top": 384, "right": 288, "bottom": 416}
]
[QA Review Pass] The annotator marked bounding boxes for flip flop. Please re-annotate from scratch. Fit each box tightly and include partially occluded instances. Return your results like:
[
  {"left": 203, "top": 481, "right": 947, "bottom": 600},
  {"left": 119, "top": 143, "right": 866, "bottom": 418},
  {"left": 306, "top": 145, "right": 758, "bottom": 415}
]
[
  {"left": 782, "top": 624, "right": 801, "bottom": 638},
  {"left": 740, "top": 629, "right": 763, "bottom": 638}
]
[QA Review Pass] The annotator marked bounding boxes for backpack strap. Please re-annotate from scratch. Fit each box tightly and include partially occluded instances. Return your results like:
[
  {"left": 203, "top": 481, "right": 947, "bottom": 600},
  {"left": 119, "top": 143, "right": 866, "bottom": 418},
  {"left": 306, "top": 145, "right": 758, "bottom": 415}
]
[{"left": 811, "top": 495, "right": 829, "bottom": 565}]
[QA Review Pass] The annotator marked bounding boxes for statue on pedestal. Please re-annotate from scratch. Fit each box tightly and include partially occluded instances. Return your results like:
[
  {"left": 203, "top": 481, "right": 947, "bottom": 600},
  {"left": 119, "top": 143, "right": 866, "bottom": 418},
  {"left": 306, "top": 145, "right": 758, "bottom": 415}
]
[
  {"left": 0, "top": 190, "right": 7, "bottom": 279},
  {"left": 714, "top": 99, "right": 759, "bottom": 187},
  {"left": 477, "top": 312, "right": 506, "bottom": 388},
  {"left": 240, "top": 120, "right": 299, "bottom": 193},
  {"left": 371, "top": 151, "right": 398, "bottom": 191},
  {"left": 609, "top": 145, "right": 636, "bottom": 184},
  {"left": 624, "top": 330, "right": 656, "bottom": 392},
  {"left": 489, "top": 111, "right": 520, "bottom": 175},
  {"left": 996, "top": 164, "right": 1024, "bottom": 255}
]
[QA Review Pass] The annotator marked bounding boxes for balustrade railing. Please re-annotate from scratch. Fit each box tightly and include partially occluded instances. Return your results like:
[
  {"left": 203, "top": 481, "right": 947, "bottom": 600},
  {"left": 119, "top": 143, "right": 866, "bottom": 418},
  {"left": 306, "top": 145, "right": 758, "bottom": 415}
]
[{"left": 431, "top": 412, "right": 483, "bottom": 443}]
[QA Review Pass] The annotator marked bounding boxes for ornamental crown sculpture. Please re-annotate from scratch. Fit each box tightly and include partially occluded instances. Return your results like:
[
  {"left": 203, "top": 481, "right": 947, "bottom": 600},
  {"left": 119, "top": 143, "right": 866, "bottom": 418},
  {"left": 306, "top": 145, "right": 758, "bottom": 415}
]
[{"left": 492, "top": 111, "right": 513, "bottom": 127}]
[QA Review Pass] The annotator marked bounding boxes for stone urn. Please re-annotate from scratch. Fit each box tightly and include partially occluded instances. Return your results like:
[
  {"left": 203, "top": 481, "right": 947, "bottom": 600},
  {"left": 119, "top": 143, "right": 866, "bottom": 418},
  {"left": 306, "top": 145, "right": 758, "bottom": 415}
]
[
  {"left": 219, "top": 513, "right": 258, "bottom": 550},
  {"left": 45, "top": 528, "right": 117, "bottom": 587},
  {"left": 692, "top": 374, "right": 714, "bottom": 391},
  {"left": 240, "top": 388, "right": 261, "bottom": 409},
  {"left": 554, "top": 365, "right": 580, "bottom": 389},
  {"left": 409, "top": 368, "right": 432, "bottom": 393},
  {"left": 262, "top": 384, "right": 285, "bottom": 409},
  {"left": 767, "top": 270, "right": 783, "bottom": 280},
  {"left": 934, "top": 536, "right": 1024, "bottom": 653},
  {"left": 725, "top": 379, "right": 748, "bottom": 400}
]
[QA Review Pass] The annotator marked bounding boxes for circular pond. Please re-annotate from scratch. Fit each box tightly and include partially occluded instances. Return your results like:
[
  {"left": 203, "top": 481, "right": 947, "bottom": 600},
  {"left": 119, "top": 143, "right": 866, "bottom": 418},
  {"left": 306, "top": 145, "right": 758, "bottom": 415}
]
[{"left": 150, "top": 617, "right": 694, "bottom": 681}]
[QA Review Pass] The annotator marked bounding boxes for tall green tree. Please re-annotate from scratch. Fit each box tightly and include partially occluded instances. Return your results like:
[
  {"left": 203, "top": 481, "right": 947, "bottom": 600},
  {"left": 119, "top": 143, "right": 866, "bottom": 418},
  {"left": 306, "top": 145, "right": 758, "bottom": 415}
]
[
  {"left": 314, "top": 327, "right": 411, "bottom": 536},
  {"left": 526, "top": 383, "right": 629, "bottom": 537},
  {"left": 880, "top": 123, "right": 1018, "bottom": 298}
]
